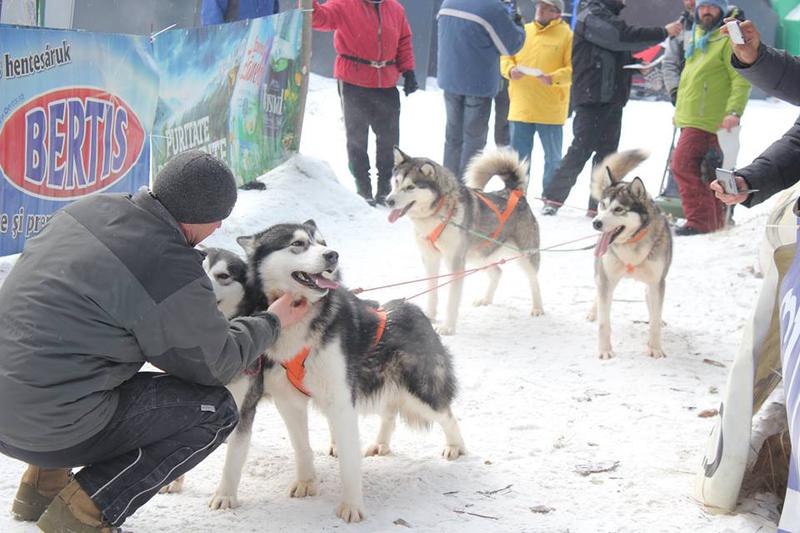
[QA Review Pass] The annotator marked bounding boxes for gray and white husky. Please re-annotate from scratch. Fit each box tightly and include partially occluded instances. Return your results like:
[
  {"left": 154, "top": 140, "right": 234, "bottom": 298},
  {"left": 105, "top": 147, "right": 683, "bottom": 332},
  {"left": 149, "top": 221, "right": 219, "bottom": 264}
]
[
  {"left": 385, "top": 147, "right": 544, "bottom": 335},
  {"left": 207, "top": 221, "right": 465, "bottom": 523},
  {"left": 588, "top": 150, "right": 673, "bottom": 360}
]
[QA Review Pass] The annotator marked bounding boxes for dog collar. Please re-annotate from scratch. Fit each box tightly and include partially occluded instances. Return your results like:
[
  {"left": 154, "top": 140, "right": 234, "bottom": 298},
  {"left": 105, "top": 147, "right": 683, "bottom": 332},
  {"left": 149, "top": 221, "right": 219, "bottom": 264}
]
[{"left": 626, "top": 227, "right": 649, "bottom": 244}]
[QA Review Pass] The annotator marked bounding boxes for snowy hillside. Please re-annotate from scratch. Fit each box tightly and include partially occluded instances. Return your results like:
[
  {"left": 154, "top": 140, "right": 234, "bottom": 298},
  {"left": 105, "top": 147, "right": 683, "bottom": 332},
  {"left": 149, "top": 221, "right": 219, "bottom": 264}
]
[{"left": 0, "top": 74, "right": 797, "bottom": 533}]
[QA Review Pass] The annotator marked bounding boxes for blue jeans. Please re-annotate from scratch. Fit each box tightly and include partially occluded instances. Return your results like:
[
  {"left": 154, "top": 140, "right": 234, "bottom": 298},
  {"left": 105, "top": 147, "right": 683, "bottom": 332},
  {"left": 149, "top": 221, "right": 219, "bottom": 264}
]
[
  {"left": 443, "top": 92, "right": 493, "bottom": 180},
  {"left": 0, "top": 372, "right": 238, "bottom": 526},
  {"left": 510, "top": 121, "right": 564, "bottom": 192}
]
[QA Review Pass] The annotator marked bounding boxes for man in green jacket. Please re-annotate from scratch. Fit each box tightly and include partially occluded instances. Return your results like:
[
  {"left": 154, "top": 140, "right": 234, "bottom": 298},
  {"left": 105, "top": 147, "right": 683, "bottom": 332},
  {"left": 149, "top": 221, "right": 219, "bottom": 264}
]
[
  {"left": 0, "top": 151, "right": 308, "bottom": 532},
  {"left": 671, "top": 0, "right": 750, "bottom": 235}
]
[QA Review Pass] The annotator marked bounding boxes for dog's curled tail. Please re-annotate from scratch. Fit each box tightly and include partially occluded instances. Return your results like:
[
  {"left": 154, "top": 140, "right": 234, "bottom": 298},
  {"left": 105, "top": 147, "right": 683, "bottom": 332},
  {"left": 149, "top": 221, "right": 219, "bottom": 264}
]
[
  {"left": 465, "top": 147, "right": 530, "bottom": 192},
  {"left": 590, "top": 149, "right": 650, "bottom": 201}
]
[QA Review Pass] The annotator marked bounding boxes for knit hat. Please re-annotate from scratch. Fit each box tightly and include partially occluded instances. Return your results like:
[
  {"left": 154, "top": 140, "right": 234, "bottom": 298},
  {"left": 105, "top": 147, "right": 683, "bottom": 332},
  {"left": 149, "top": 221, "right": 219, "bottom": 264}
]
[
  {"left": 695, "top": 0, "right": 728, "bottom": 16},
  {"left": 537, "top": 0, "right": 564, "bottom": 12},
  {"left": 153, "top": 150, "right": 238, "bottom": 224}
]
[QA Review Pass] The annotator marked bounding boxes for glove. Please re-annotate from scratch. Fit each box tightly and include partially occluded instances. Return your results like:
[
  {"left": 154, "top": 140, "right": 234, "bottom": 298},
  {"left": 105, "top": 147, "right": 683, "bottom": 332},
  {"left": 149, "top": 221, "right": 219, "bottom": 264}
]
[
  {"left": 402, "top": 70, "right": 418, "bottom": 96},
  {"left": 669, "top": 88, "right": 678, "bottom": 106}
]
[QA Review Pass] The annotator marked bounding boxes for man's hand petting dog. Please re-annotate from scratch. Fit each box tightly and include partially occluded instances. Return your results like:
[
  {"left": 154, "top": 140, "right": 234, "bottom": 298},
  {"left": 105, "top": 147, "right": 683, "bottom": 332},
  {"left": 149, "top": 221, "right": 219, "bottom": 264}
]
[{"left": 267, "top": 293, "right": 310, "bottom": 327}]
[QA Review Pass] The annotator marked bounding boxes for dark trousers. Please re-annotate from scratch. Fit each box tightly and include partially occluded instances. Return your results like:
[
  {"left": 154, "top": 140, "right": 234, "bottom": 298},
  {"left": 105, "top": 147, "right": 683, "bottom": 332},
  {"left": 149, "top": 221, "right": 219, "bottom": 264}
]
[
  {"left": 671, "top": 127, "right": 726, "bottom": 233},
  {"left": 0, "top": 372, "right": 238, "bottom": 527},
  {"left": 543, "top": 103, "right": 623, "bottom": 211},
  {"left": 339, "top": 81, "right": 401, "bottom": 200},
  {"left": 443, "top": 91, "right": 493, "bottom": 180},
  {"left": 494, "top": 78, "right": 510, "bottom": 147}
]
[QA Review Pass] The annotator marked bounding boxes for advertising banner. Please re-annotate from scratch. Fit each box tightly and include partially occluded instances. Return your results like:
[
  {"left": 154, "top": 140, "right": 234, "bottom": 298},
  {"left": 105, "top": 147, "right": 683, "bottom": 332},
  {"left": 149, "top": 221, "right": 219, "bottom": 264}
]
[
  {"left": 152, "top": 9, "right": 305, "bottom": 185},
  {"left": 0, "top": 25, "right": 159, "bottom": 255}
]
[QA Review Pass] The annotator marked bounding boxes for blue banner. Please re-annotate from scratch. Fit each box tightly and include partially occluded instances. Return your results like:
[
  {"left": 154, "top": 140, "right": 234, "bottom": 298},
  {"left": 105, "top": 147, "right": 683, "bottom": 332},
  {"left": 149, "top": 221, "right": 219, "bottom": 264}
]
[
  {"left": 152, "top": 10, "right": 304, "bottom": 185},
  {"left": 0, "top": 24, "right": 158, "bottom": 255}
]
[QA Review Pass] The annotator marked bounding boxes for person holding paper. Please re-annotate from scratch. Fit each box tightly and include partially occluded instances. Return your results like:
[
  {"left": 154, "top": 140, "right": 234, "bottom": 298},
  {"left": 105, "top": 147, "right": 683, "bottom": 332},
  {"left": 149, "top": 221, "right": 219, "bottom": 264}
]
[{"left": 500, "top": 0, "right": 572, "bottom": 192}]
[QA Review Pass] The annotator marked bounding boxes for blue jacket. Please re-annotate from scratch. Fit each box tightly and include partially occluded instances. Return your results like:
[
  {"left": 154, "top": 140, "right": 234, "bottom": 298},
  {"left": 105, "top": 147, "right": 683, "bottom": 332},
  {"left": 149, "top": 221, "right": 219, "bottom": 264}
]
[
  {"left": 437, "top": 0, "right": 525, "bottom": 97},
  {"left": 202, "top": 0, "right": 279, "bottom": 25}
]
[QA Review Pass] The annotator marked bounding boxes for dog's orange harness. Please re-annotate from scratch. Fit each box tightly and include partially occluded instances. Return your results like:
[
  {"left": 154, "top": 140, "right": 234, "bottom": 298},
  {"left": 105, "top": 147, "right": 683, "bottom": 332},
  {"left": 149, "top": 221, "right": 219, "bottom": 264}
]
[
  {"left": 282, "top": 308, "right": 388, "bottom": 397},
  {"left": 622, "top": 227, "right": 650, "bottom": 273},
  {"left": 426, "top": 197, "right": 456, "bottom": 251},
  {"left": 473, "top": 189, "right": 524, "bottom": 248},
  {"left": 426, "top": 190, "right": 524, "bottom": 251}
]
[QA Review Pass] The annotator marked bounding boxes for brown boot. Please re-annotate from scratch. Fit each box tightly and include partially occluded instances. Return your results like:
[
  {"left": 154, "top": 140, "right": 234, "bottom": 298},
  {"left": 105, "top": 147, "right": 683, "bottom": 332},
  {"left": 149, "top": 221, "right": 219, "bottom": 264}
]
[
  {"left": 11, "top": 465, "right": 71, "bottom": 521},
  {"left": 36, "top": 479, "right": 118, "bottom": 533}
]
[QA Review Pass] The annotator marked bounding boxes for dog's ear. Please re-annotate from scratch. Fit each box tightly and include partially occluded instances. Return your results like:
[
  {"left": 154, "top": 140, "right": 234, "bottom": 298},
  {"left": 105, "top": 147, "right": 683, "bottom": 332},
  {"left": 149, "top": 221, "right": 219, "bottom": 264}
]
[
  {"left": 393, "top": 146, "right": 409, "bottom": 166},
  {"left": 303, "top": 219, "right": 318, "bottom": 231},
  {"left": 420, "top": 163, "right": 435, "bottom": 177},
  {"left": 629, "top": 177, "right": 647, "bottom": 198},
  {"left": 236, "top": 235, "right": 256, "bottom": 255}
]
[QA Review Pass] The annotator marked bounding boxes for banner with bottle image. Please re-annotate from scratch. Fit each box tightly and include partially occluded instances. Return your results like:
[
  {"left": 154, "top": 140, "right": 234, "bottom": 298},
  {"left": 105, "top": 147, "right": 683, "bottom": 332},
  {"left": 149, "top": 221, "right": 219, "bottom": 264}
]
[{"left": 152, "top": 9, "right": 304, "bottom": 185}]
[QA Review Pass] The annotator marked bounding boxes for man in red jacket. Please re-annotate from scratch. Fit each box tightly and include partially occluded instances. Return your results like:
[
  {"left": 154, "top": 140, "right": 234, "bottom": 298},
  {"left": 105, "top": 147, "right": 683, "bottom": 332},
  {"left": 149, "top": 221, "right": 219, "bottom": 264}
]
[{"left": 313, "top": 0, "right": 417, "bottom": 206}]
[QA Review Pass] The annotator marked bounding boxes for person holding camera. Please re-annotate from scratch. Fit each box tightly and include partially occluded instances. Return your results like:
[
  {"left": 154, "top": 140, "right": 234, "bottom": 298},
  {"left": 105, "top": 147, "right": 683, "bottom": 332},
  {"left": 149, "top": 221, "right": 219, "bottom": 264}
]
[
  {"left": 312, "top": 0, "right": 417, "bottom": 206},
  {"left": 670, "top": 0, "right": 750, "bottom": 236},
  {"left": 711, "top": 19, "right": 800, "bottom": 532}
]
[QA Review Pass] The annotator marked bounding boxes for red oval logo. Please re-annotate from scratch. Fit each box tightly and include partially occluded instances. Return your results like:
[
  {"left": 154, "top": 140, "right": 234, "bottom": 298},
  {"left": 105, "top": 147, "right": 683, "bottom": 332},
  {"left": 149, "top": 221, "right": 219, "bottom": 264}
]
[{"left": 0, "top": 87, "right": 145, "bottom": 200}]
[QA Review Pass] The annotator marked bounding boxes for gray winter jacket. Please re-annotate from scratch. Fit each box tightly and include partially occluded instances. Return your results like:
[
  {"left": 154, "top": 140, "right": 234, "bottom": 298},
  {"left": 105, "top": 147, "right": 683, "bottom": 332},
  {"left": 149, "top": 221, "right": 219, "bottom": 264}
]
[
  {"left": 0, "top": 189, "right": 279, "bottom": 452},
  {"left": 731, "top": 44, "right": 800, "bottom": 207}
]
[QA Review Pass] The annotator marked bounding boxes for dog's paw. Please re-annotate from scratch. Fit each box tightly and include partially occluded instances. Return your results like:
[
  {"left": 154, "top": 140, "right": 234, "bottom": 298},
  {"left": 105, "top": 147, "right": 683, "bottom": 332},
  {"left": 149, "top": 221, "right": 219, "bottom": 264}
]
[
  {"left": 289, "top": 479, "right": 318, "bottom": 498},
  {"left": 442, "top": 445, "right": 465, "bottom": 460},
  {"left": 530, "top": 307, "right": 544, "bottom": 317},
  {"left": 365, "top": 443, "right": 391, "bottom": 457},
  {"left": 586, "top": 310, "right": 596, "bottom": 322},
  {"left": 159, "top": 475, "right": 184, "bottom": 494},
  {"left": 598, "top": 350, "right": 615, "bottom": 360},
  {"left": 473, "top": 297, "right": 491, "bottom": 307},
  {"left": 328, "top": 444, "right": 338, "bottom": 457},
  {"left": 208, "top": 492, "right": 240, "bottom": 510},
  {"left": 648, "top": 347, "right": 666, "bottom": 359},
  {"left": 336, "top": 502, "right": 365, "bottom": 523},
  {"left": 435, "top": 324, "right": 455, "bottom": 336}
]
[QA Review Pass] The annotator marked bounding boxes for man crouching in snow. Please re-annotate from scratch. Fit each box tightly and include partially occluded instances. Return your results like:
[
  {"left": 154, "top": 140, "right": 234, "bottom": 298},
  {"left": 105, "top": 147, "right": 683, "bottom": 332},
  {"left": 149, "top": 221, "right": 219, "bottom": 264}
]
[{"left": 0, "top": 150, "right": 308, "bottom": 532}]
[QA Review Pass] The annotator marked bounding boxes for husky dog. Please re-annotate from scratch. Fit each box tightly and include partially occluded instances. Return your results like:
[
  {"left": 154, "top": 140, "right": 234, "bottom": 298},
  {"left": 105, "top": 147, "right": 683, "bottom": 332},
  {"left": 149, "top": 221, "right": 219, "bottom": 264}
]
[
  {"left": 385, "top": 147, "right": 544, "bottom": 335},
  {"left": 207, "top": 220, "right": 465, "bottom": 523},
  {"left": 587, "top": 150, "right": 673, "bottom": 360}
]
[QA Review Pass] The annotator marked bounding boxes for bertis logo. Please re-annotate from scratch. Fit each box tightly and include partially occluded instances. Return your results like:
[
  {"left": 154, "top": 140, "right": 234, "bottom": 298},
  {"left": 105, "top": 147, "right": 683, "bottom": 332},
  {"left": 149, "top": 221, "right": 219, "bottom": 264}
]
[{"left": 0, "top": 87, "right": 145, "bottom": 200}]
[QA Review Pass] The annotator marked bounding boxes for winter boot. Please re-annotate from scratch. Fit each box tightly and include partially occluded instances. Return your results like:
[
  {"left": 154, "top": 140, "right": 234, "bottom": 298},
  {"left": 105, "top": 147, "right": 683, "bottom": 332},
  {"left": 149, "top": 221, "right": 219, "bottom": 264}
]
[
  {"left": 354, "top": 175, "right": 373, "bottom": 204},
  {"left": 11, "top": 465, "right": 71, "bottom": 522},
  {"left": 37, "top": 480, "right": 119, "bottom": 533},
  {"left": 374, "top": 175, "right": 392, "bottom": 206}
]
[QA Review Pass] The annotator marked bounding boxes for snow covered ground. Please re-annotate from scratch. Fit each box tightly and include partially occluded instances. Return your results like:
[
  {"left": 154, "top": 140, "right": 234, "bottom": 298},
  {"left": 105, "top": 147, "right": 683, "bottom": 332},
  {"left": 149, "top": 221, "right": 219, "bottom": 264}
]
[{"left": 0, "top": 74, "right": 798, "bottom": 532}]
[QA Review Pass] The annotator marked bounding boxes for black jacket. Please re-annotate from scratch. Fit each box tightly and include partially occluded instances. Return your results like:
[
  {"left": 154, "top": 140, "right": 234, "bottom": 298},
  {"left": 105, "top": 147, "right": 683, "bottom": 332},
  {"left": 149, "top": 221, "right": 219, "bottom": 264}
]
[
  {"left": 571, "top": 0, "right": 667, "bottom": 107},
  {"left": 732, "top": 44, "right": 800, "bottom": 207}
]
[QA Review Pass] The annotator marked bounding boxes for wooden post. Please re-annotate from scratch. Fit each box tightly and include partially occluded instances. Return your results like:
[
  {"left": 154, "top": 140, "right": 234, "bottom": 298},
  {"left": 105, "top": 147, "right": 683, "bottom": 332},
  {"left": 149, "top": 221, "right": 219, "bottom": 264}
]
[{"left": 293, "top": 0, "right": 313, "bottom": 149}]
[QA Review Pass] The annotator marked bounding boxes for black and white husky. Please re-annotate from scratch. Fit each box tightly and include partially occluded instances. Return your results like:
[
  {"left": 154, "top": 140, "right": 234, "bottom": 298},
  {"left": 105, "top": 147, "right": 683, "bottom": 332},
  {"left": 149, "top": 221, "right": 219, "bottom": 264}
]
[
  {"left": 588, "top": 150, "right": 673, "bottom": 359},
  {"left": 206, "top": 221, "right": 465, "bottom": 523},
  {"left": 385, "top": 147, "right": 544, "bottom": 335}
]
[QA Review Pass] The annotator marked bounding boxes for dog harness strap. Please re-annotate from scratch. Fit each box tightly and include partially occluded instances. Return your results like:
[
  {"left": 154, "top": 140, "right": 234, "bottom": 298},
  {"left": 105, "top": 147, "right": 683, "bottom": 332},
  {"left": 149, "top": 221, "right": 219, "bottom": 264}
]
[
  {"left": 427, "top": 201, "right": 456, "bottom": 251},
  {"left": 282, "top": 347, "right": 312, "bottom": 397},
  {"left": 369, "top": 308, "right": 388, "bottom": 351},
  {"left": 473, "top": 189, "right": 524, "bottom": 246},
  {"left": 282, "top": 311, "right": 387, "bottom": 396}
]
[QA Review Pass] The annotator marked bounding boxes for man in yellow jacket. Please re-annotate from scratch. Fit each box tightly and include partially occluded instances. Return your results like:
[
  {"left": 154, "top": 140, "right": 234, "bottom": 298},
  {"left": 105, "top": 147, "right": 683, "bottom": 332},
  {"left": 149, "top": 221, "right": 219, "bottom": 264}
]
[{"left": 501, "top": 0, "right": 572, "bottom": 193}]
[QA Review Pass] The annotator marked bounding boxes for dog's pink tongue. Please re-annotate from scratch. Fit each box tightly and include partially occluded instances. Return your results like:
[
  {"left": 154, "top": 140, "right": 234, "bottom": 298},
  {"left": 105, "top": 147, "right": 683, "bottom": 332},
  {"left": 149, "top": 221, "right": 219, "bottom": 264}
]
[
  {"left": 388, "top": 209, "right": 403, "bottom": 224},
  {"left": 312, "top": 274, "right": 339, "bottom": 289},
  {"left": 595, "top": 232, "right": 613, "bottom": 257}
]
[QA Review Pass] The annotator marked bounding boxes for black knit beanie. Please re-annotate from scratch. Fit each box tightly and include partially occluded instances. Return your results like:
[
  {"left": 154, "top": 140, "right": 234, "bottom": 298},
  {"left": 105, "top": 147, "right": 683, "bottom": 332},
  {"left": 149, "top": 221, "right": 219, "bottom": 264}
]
[{"left": 153, "top": 150, "right": 238, "bottom": 224}]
